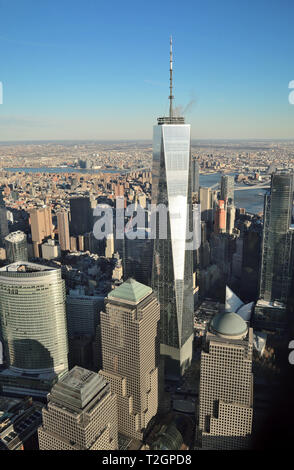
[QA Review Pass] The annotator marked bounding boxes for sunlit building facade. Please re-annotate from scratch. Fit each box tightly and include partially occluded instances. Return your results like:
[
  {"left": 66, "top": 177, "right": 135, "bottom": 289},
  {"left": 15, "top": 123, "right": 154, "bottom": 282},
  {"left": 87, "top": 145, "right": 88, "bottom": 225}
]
[{"left": 0, "top": 262, "right": 68, "bottom": 397}]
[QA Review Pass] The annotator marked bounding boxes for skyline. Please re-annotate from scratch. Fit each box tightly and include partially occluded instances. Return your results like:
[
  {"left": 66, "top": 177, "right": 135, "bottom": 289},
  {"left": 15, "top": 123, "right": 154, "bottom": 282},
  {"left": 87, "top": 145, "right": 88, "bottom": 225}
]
[{"left": 0, "top": 0, "right": 294, "bottom": 140}]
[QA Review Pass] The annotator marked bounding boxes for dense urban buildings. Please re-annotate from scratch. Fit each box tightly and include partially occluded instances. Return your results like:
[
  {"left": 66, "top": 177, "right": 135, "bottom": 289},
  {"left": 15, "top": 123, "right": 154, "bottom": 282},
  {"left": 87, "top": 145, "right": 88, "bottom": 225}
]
[
  {"left": 0, "top": 396, "right": 44, "bottom": 450},
  {"left": 100, "top": 279, "right": 160, "bottom": 440},
  {"left": 38, "top": 366, "right": 118, "bottom": 450},
  {"left": 0, "top": 262, "right": 68, "bottom": 397},
  {"left": 197, "top": 312, "right": 253, "bottom": 450},
  {"left": 0, "top": 36, "right": 293, "bottom": 452}
]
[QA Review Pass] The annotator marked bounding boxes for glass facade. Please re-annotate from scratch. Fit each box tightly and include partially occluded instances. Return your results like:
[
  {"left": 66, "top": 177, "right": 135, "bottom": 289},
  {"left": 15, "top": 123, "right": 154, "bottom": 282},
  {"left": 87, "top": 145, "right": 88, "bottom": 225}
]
[
  {"left": 5, "top": 231, "right": 28, "bottom": 263},
  {"left": 152, "top": 123, "right": 194, "bottom": 375},
  {"left": 0, "top": 263, "right": 68, "bottom": 377},
  {"left": 220, "top": 175, "right": 234, "bottom": 205},
  {"left": 259, "top": 173, "right": 294, "bottom": 304}
]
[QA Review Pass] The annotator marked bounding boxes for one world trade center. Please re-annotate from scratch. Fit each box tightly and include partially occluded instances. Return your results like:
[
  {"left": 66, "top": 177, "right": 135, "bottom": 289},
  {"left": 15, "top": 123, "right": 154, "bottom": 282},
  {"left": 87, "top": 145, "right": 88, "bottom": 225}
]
[{"left": 151, "top": 38, "right": 194, "bottom": 378}]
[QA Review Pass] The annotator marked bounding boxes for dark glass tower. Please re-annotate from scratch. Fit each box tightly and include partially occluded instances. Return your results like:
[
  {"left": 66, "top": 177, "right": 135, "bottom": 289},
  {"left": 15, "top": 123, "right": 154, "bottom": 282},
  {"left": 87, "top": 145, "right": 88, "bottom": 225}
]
[
  {"left": 259, "top": 173, "right": 293, "bottom": 302},
  {"left": 255, "top": 173, "right": 294, "bottom": 330},
  {"left": 151, "top": 38, "right": 194, "bottom": 377},
  {"left": 220, "top": 175, "right": 234, "bottom": 205},
  {"left": 69, "top": 196, "right": 93, "bottom": 237}
]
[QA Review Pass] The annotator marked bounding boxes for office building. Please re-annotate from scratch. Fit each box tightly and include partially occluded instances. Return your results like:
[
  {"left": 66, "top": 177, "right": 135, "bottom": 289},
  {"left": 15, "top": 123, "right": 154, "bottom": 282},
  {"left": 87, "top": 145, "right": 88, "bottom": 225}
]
[
  {"left": 57, "top": 211, "right": 70, "bottom": 251},
  {"left": 41, "top": 239, "right": 61, "bottom": 260},
  {"left": 191, "top": 158, "right": 200, "bottom": 194},
  {"left": 66, "top": 289, "right": 104, "bottom": 338},
  {"left": 0, "top": 187, "right": 9, "bottom": 247},
  {"left": 29, "top": 207, "right": 53, "bottom": 257},
  {"left": 70, "top": 236, "right": 77, "bottom": 252},
  {"left": 105, "top": 233, "right": 114, "bottom": 258},
  {"left": 255, "top": 173, "right": 294, "bottom": 330},
  {"left": 4, "top": 231, "right": 28, "bottom": 263},
  {"left": 199, "top": 187, "right": 217, "bottom": 224},
  {"left": 0, "top": 396, "right": 44, "bottom": 450},
  {"left": 151, "top": 38, "right": 194, "bottom": 377},
  {"left": 0, "top": 262, "right": 68, "bottom": 397},
  {"left": 38, "top": 366, "right": 118, "bottom": 450},
  {"left": 197, "top": 312, "right": 253, "bottom": 450},
  {"left": 214, "top": 200, "right": 226, "bottom": 233},
  {"left": 220, "top": 175, "right": 234, "bottom": 204},
  {"left": 124, "top": 229, "right": 153, "bottom": 286},
  {"left": 100, "top": 279, "right": 160, "bottom": 440},
  {"left": 69, "top": 197, "right": 93, "bottom": 237},
  {"left": 226, "top": 205, "right": 236, "bottom": 234}
]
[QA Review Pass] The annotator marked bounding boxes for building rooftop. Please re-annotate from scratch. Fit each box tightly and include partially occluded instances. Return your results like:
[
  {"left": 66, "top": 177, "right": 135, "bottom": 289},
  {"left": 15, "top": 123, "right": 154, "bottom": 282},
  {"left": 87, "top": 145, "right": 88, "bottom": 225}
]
[
  {"left": 0, "top": 261, "right": 56, "bottom": 273},
  {"left": 210, "top": 312, "right": 248, "bottom": 339},
  {"left": 108, "top": 278, "right": 152, "bottom": 305},
  {"left": 50, "top": 366, "right": 107, "bottom": 410},
  {"left": 4, "top": 231, "right": 26, "bottom": 243}
]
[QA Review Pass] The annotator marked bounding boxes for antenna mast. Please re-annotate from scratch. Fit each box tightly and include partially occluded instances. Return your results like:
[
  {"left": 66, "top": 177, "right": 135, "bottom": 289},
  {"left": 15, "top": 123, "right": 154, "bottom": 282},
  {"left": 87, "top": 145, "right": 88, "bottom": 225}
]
[{"left": 169, "top": 36, "right": 173, "bottom": 119}]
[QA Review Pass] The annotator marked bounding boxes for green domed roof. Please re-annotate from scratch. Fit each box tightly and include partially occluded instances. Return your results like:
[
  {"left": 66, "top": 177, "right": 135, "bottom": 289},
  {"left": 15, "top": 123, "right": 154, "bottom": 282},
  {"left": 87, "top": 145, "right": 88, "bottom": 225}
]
[{"left": 211, "top": 312, "right": 247, "bottom": 337}]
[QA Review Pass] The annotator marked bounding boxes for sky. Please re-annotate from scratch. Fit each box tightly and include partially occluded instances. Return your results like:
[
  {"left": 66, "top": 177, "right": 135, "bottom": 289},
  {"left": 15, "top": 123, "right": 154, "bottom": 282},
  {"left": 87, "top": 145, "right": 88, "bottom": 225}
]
[{"left": 0, "top": 0, "right": 294, "bottom": 141}]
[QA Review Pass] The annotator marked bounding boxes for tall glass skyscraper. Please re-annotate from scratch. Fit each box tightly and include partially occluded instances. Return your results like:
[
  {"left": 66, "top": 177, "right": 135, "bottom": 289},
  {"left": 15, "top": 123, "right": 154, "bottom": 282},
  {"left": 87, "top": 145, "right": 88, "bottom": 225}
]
[
  {"left": 220, "top": 175, "right": 234, "bottom": 205},
  {"left": 152, "top": 38, "right": 194, "bottom": 377},
  {"left": 255, "top": 173, "right": 294, "bottom": 330},
  {"left": 0, "top": 262, "right": 68, "bottom": 397}
]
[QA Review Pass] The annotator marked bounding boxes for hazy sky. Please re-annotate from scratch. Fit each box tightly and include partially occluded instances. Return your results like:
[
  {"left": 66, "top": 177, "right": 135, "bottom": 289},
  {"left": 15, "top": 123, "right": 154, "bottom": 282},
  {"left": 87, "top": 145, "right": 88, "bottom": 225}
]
[{"left": 0, "top": 0, "right": 294, "bottom": 141}]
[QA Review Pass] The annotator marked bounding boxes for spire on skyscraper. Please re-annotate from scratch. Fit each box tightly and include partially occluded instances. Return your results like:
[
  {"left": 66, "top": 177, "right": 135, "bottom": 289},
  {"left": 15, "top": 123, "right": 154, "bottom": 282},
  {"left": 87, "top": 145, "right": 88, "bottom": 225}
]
[
  {"left": 169, "top": 36, "right": 173, "bottom": 119},
  {"left": 157, "top": 37, "right": 184, "bottom": 125}
]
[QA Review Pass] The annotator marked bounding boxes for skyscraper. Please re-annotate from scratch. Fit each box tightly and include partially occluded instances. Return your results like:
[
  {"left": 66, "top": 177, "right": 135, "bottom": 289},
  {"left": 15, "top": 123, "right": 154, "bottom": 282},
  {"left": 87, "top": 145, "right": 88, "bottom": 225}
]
[
  {"left": 255, "top": 173, "right": 294, "bottom": 330},
  {"left": 151, "top": 38, "right": 194, "bottom": 377},
  {"left": 57, "top": 210, "right": 70, "bottom": 251},
  {"left": 214, "top": 200, "right": 226, "bottom": 233},
  {"left": 29, "top": 207, "right": 53, "bottom": 257},
  {"left": 197, "top": 312, "right": 253, "bottom": 450},
  {"left": 220, "top": 175, "right": 234, "bottom": 205},
  {"left": 0, "top": 187, "right": 9, "bottom": 247},
  {"left": 38, "top": 366, "right": 118, "bottom": 450},
  {"left": 0, "top": 262, "right": 68, "bottom": 397},
  {"left": 100, "top": 279, "right": 160, "bottom": 440},
  {"left": 191, "top": 158, "right": 200, "bottom": 194},
  {"left": 69, "top": 196, "right": 93, "bottom": 237},
  {"left": 4, "top": 231, "right": 28, "bottom": 263},
  {"left": 199, "top": 187, "right": 217, "bottom": 224}
]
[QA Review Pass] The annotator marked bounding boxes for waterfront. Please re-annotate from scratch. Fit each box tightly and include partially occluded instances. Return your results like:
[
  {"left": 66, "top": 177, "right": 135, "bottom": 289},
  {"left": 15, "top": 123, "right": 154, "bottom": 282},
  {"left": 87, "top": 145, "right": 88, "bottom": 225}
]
[{"left": 199, "top": 172, "right": 265, "bottom": 214}]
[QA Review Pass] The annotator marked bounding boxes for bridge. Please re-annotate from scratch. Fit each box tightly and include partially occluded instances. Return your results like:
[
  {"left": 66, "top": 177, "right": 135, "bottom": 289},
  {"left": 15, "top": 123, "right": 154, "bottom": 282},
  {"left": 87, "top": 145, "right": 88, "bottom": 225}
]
[{"left": 209, "top": 181, "right": 270, "bottom": 191}]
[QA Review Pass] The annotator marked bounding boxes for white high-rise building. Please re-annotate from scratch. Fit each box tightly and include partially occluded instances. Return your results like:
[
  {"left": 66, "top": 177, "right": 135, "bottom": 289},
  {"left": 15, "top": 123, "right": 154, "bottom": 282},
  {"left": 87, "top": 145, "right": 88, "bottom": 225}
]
[{"left": 198, "top": 312, "right": 254, "bottom": 450}]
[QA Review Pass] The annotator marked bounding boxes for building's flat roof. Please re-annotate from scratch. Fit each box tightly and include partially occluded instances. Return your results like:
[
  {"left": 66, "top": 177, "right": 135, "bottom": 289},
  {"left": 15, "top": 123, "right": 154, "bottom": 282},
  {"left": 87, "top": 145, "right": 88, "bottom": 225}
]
[
  {"left": 256, "top": 299, "right": 285, "bottom": 309},
  {"left": 0, "top": 261, "right": 56, "bottom": 273},
  {"left": 4, "top": 231, "right": 26, "bottom": 243},
  {"left": 50, "top": 366, "right": 107, "bottom": 410}
]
